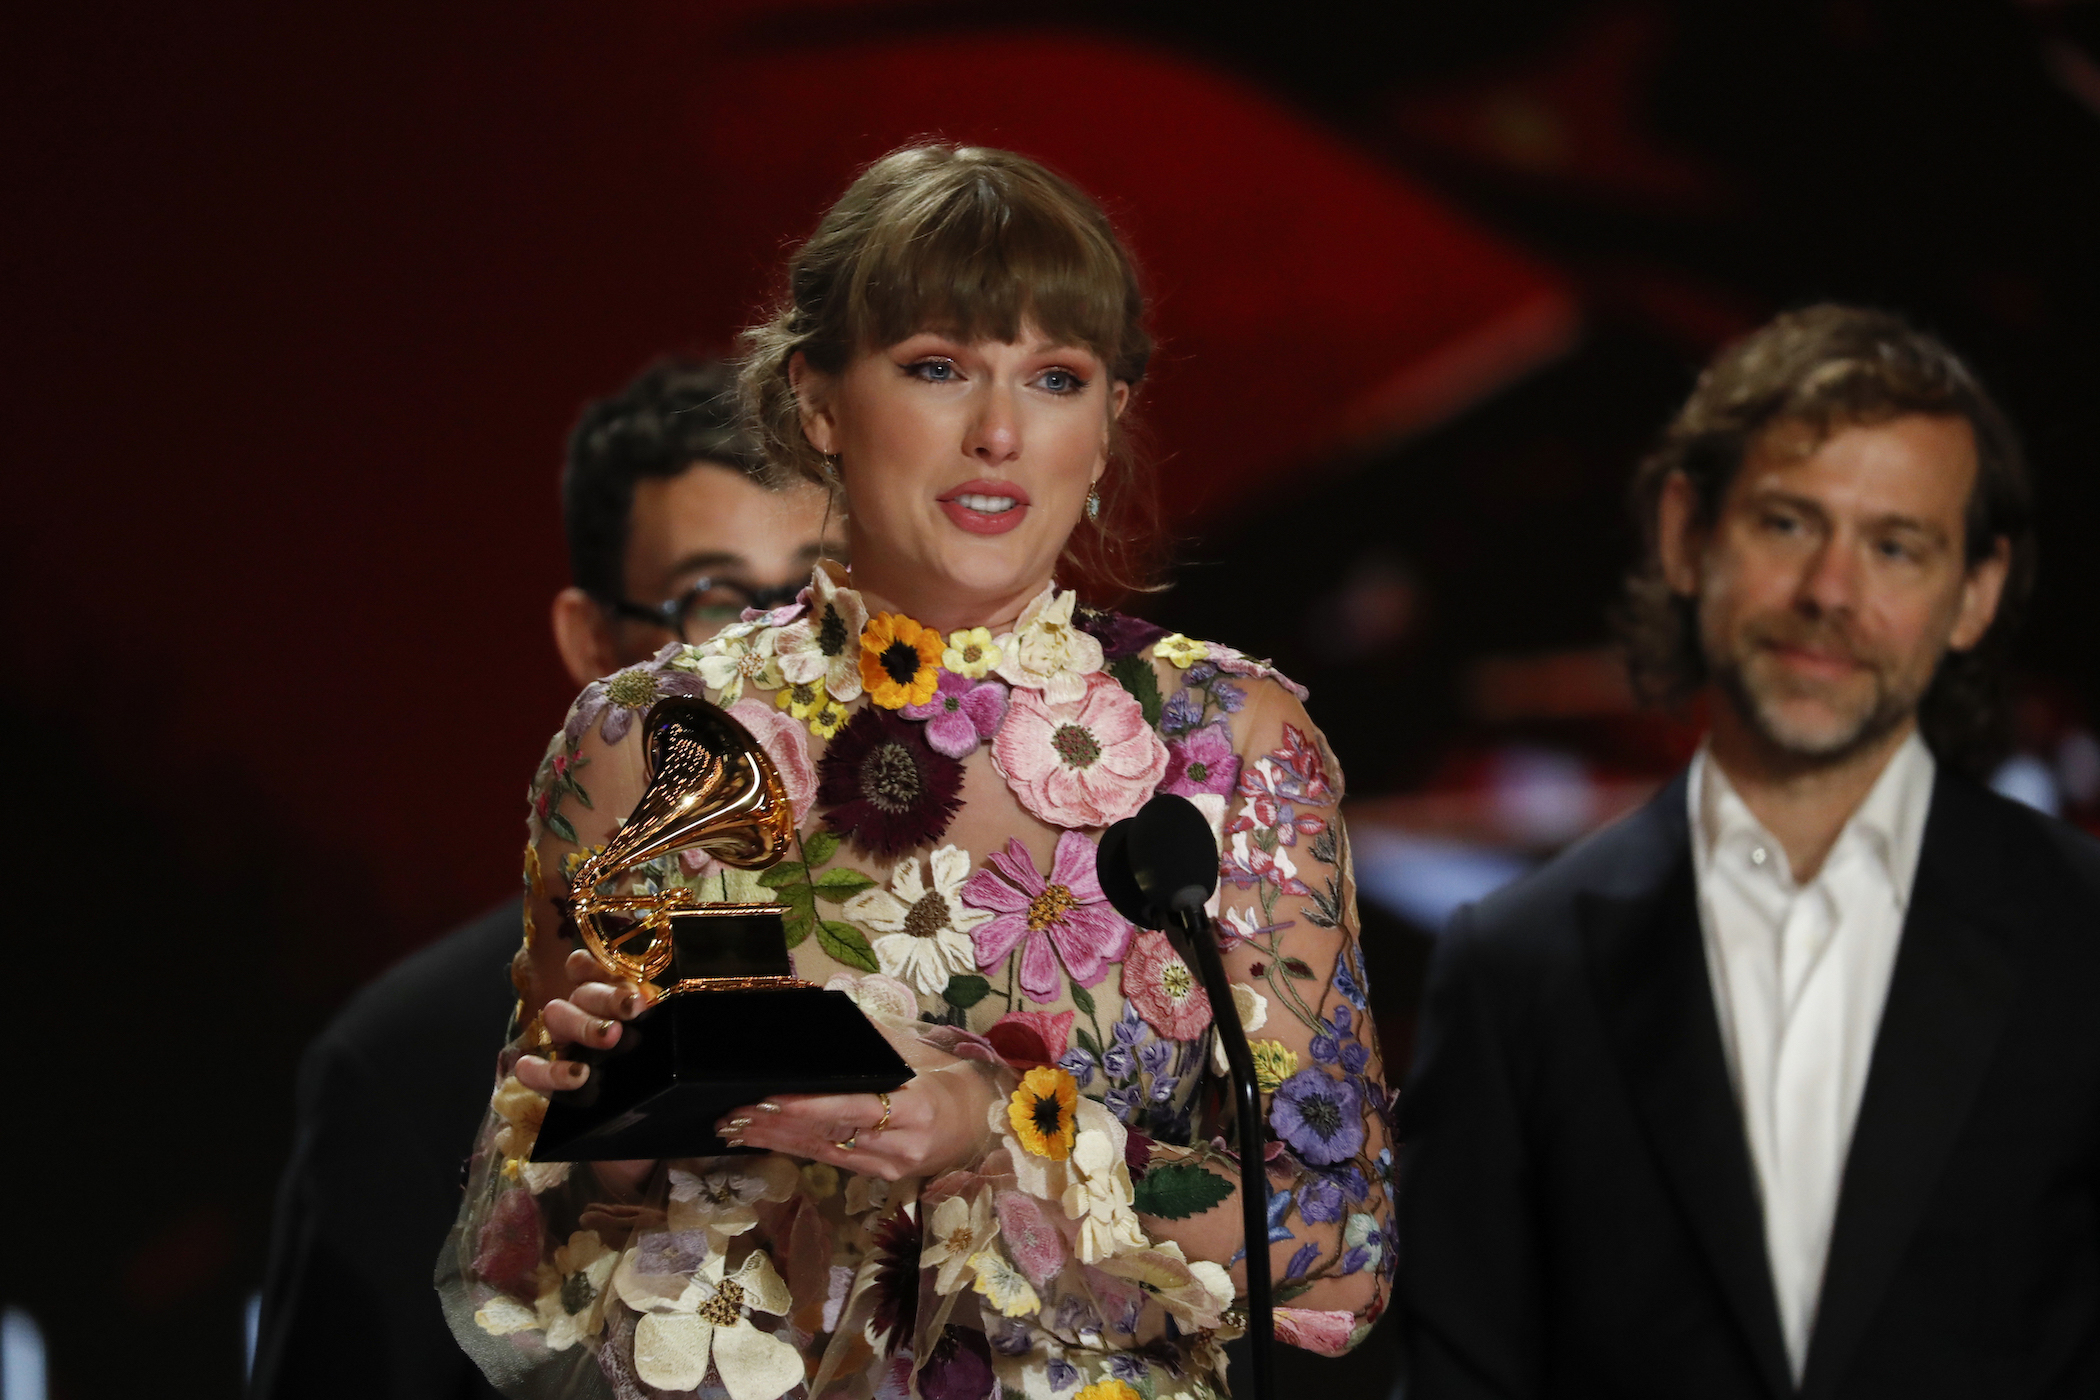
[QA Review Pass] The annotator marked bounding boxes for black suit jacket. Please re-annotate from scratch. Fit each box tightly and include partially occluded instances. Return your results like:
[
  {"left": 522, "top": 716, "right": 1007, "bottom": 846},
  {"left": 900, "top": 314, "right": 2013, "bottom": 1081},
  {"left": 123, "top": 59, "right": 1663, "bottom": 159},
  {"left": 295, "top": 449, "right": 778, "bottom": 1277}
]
[
  {"left": 250, "top": 902, "right": 520, "bottom": 1400},
  {"left": 1398, "top": 769, "right": 2100, "bottom": 1399}
]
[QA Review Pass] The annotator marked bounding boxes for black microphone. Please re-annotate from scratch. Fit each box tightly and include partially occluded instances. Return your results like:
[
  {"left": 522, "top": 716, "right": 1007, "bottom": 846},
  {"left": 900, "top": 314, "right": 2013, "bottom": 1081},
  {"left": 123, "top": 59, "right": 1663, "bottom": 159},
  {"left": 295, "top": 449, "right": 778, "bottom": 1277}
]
[{"left": 1099, "top": 794, "right": 1274, "bottom": 1400}]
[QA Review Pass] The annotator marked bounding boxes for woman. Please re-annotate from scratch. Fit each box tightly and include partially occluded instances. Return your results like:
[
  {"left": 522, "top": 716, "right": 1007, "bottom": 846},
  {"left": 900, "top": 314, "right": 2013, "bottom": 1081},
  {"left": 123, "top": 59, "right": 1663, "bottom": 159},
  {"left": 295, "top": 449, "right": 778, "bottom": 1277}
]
[{"left": 441, "top": 144, "right": 1393, "bottom": 1400}]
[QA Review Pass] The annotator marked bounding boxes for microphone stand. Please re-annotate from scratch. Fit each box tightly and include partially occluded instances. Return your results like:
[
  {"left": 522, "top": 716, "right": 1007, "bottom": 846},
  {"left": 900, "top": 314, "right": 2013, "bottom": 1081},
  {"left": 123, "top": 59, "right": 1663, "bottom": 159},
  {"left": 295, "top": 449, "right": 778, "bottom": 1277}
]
[{"left": 1164, "top": 900, "right": 1275, "bottom": 1400}]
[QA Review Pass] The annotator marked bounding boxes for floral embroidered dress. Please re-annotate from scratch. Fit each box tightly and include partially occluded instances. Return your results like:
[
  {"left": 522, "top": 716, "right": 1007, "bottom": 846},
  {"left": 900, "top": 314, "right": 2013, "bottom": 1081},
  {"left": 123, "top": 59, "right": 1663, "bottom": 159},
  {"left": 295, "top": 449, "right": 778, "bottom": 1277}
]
[{"left": 439, "top": 568, "right": 1395, "bottom": 1400}]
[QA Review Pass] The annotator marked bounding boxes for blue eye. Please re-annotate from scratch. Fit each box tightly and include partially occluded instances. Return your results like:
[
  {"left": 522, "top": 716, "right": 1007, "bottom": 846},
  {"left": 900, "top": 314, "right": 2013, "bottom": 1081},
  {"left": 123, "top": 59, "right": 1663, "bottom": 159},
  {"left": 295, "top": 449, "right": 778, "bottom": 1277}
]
[
  {"left": 906, "top": 359, "right": 957, "bottom": 382},
  {"left": 1040, "top": 368, "right": 1087, "bottom": 394}
]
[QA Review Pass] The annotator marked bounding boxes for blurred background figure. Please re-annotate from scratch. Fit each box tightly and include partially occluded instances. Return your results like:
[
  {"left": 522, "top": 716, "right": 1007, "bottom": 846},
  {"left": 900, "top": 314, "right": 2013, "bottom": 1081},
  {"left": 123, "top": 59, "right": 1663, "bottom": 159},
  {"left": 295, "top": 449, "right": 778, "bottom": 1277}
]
[
  {"left": 1400, "top": 306, "right": 2100, "bottom": 1398},
  {"left": 8, "top": 3, "right": 2100, "bottom": 1396},
  {"left": 248, "top": 359, "right": 835, "bottom": 1400}
]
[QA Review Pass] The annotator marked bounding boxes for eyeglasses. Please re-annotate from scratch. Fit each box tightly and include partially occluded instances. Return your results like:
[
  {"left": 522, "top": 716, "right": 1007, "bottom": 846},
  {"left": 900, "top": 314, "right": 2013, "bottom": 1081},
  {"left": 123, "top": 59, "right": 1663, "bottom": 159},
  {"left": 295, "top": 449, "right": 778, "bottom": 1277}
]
[{"left": 602, "top": 576, "right": 806, "bottom": 643}]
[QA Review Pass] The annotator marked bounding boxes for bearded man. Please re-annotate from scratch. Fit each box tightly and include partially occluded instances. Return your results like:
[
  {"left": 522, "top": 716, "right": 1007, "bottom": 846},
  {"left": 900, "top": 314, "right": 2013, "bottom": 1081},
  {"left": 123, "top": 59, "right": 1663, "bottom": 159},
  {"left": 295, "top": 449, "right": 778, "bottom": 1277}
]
[{"left": 1399, "top": 306, "right": 2100, "bottom": 1399}]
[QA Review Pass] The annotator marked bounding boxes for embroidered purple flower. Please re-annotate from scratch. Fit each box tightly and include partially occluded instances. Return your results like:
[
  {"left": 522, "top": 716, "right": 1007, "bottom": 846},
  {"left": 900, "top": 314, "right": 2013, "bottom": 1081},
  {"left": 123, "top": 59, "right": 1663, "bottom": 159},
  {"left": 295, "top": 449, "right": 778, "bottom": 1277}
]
[
  {"left": 1211, "top": 680, "right": 1247, "bottom": 713},
  {"left": 565, "top": 647, "right": 709, "bottom": 745},
  {"left": 1285, "top": 1242, "right": 1321, "bottom": 1281},
  {"left": 902, "top": 670, "right": 1009, "bottom": 759},
  {"left": 1058, "top": 1046, "right": 1098, "bottom": 1088},
  {"left": 1159, "top": 722, "right": 1241, "bottom": 799},
  {"left": 918, "top": 1326, "right": 994, "bottom": 1400},
  {"left": 1107, "top": 1354, "right": 1150, "bottom": 1383},
  {"left": 1159, "top": 687, "right": 1205, "bottom": 736},
  {"left": 1297, "top": 1163, "right": 1369, "bottom": 1223},
  {"left": 1270, "top": 1067, "right": 1365, "bottom": 1166},
  {"left": 961, "top": 830, "right": 1133, "bottom": 1002},
  {"left": 1075, "top": 606, "right": 1168, "bottom": 661},
  {"left": 816, "top": 706, "right": 965, "bottom": 858},
  {"left": 1182, "top": 660, "right": 1217, "bottom": 685}
]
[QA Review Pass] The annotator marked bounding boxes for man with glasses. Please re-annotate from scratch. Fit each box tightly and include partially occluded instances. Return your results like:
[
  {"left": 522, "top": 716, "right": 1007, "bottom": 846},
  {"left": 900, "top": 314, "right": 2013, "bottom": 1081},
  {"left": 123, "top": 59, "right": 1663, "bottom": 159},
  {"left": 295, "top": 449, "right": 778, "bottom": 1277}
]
[{"left": 250, "top": 358, "right": 835, "bottom": 1400}]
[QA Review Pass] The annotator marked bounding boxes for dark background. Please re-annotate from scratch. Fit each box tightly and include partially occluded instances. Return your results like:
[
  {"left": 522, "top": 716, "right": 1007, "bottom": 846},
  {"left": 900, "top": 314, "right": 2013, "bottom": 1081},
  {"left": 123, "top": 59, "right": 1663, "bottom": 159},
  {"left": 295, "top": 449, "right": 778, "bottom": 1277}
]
[{"left": 8, "top": 2, "right": 2099, "bottom": 1395}]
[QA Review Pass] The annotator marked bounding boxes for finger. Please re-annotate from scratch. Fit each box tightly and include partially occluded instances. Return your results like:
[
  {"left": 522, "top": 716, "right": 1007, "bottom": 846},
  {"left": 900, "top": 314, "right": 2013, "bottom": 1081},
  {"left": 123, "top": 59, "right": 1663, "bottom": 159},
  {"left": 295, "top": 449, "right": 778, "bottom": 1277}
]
[
  {"left": 515, "top": 1052, "right": 590, "bottom": 1095},
  {"left": 742, "top": 1090, "right": 897, "bottom": 1130},
  {"left": 570, "top": 980, "right": 643, "bottom": 1021},
  {"left": 564, "top": 947, "right": 602, "bottom": 982},
  {"left": 544, "top": 997, "right": 622, "bottom": 1052}
]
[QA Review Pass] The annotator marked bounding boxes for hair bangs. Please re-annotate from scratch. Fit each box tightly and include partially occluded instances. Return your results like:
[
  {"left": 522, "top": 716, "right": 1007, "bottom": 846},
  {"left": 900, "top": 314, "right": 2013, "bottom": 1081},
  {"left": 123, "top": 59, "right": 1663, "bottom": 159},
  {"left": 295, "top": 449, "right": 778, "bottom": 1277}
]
[{"left": 845, "top": 167, "right": 1141, "bottom": 375}]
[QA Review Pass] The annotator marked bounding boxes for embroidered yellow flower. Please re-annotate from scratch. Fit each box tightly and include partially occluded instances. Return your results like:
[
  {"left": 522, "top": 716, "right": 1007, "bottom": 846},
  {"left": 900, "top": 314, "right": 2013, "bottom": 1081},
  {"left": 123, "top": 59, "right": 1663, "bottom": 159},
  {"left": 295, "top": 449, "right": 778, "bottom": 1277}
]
[
  {"left": 1075, "top": 1382, "right": 1142, "bottom": 1400},
  {"left": 1250, "top": 1038, "right": 1299, "bottom": 1092},
  {"left": 776, "top": 678, "right": 851, "bottom": 738},
  {"left": 1154, "top": 633, "right": 1210, "bottom": 669},
  {"left": 1008, "top": 1065, "right": 1080, "bottom": 1160},
  {"left": 970, "top": 1249, "right": 1043, "bottom": 1318},
  {"left": 943, "top": 626, "right": 1003, "bottom": 679},
  {"left": 860, "top": 611, "right": 944, "bottom": 709}
]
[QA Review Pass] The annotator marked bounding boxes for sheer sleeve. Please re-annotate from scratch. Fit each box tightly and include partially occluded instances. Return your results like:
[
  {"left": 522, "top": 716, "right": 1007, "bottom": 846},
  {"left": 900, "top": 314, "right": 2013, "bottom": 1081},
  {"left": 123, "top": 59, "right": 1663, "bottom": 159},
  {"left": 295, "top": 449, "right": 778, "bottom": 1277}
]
[
  {"left": 433, "top": 669, "right": 662, "bottom": 1399},
  {"left": 1133, "top": 669, "right": 1396, "bottom": 1353}
]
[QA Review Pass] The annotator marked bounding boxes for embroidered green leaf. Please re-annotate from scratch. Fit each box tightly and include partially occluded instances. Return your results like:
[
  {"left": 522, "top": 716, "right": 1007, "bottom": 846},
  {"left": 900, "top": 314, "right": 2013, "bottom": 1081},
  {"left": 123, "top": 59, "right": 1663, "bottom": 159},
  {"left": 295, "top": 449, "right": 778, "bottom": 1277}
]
[
  {"left": 779, "top": 886, "right": 817, "bottom": 947},
  {"left": 817, "top": 919, "right": 879, "bottom": 972},
  {"left": 943, "top": 974, "right": 991, "bottom": 1009},
  {"left": 1070, "top": 983, "right": 1097, "bottom": 1017},
  {"left": 812, "top": 868, "right": 878, "bottom": 901},
  {"left": 801, "top": 830, "right": 841, "bottom": 867},
  {"left": 1274, "top": 1280, "right": 1316, "bottom": 1304},
  {"left": 757, "top": 862, "right": 809, "bottom": 889},
  {"left": 1284, "top": 956, "right": 1316, "bottom": 980},
  {"left": 1130, "top": 1162, "right": 1235, "bottom": 1220},
  {"left": 1075, "top": 1026, "right": 1104, "bottom": 1061},
  {"left": 1108, "top": 653, "right": 1164, "bottom": 728},
  {"left": 546, "top": 811, "right": 579, "bottom": 845}
]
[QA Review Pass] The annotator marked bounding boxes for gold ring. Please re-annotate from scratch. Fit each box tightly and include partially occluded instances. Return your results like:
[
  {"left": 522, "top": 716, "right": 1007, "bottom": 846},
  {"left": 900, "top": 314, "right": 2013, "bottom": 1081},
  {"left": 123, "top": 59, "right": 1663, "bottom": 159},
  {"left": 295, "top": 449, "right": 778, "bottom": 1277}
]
[
  {"left": 835, "top": 1133, "right": 856, "bottom": 1151},
  {"left": 872, "top": 1091, "right": 893, "bottom": 1134}
]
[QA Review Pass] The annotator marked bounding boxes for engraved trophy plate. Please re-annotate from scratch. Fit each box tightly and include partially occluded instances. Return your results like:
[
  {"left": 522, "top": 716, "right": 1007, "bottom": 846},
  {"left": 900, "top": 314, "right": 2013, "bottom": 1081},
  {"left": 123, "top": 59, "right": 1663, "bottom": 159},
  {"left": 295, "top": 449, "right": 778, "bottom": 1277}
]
[{"left": 532, "top": 697, "right": 910, "bottom": 1162}]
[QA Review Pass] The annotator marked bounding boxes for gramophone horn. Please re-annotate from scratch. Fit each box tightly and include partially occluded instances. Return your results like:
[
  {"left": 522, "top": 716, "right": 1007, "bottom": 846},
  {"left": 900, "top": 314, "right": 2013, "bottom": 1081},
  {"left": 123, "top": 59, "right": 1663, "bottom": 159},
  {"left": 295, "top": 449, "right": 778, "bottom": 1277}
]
[{"left": 566, "top": 697, "right": 796, "bottom": 987}]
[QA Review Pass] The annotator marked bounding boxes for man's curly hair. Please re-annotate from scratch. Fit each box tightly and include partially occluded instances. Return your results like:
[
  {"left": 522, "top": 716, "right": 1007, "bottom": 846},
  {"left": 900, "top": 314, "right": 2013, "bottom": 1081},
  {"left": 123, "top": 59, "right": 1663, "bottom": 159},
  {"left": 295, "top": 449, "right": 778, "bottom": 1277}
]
[{"left": 1614, "top": 305, "right": 2035, "bottom": 777}]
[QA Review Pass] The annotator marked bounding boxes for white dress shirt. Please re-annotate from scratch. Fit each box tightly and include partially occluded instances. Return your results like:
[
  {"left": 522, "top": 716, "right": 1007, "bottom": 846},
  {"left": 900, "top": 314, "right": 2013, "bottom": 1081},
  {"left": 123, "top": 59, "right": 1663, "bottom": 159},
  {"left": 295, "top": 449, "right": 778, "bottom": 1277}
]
[{"left": 1687, "top": 731, "right": 1934, "bottom": 1380}]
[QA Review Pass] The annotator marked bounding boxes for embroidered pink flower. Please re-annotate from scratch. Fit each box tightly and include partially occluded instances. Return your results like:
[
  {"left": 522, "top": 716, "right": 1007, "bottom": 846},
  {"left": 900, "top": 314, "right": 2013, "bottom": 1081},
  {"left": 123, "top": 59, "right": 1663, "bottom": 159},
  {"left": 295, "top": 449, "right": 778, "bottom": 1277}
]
[
  {"left": 992, "top": 672, "right": 1169, "bottom": 829},
  {"left": 1159, "top": 721, "right": 1240, "bottom": 799},
  {"left": 985, "top": 1009, "right": 1076, "bottom": 1070},
  {"left": 1204, "top": 642, "right": 1310, "bottom": 702},
  {"left": 1123, "top": 928, "right": 1213, "bottom": 1039},
  {"left": 962, "top": 831, "right": 1132, "bottom": 1001},
  {"left": 994, "top": 1190, "right": 1069, "bottom": 1288},
  {"left": 1227, "top": 753, "right": 1330, "bottom": 846},
  {"left": 1274, "top": 1306, "right": 1359, "bottom": 1357},
  {"left": 902, "top": 671, "right": 1009, "bottom": 759}
]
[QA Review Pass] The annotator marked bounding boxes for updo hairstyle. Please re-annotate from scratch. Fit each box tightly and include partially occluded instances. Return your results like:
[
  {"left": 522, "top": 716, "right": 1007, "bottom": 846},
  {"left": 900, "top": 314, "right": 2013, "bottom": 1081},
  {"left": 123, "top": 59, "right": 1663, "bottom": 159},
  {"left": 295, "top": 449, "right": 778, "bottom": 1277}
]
[{"left": 740, "top": 143, "right": 1164, "bottom": 604}]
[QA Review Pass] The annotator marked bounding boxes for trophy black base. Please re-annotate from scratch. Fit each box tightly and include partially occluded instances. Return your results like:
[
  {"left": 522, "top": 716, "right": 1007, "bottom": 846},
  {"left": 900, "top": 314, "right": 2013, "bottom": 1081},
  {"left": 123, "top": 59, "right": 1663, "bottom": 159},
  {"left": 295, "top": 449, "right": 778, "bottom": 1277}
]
[{"left": 531, "top": 986, "right": 913, "bottom": 1162}]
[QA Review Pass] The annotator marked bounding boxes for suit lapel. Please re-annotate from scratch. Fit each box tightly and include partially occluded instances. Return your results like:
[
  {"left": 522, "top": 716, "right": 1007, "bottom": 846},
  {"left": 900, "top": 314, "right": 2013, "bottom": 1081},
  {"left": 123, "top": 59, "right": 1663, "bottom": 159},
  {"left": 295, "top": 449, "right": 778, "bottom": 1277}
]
[
  {"left": 1798, "top": 775, "right": 2022, "bottom": 1399},
  {"left": 1581, "top": 782, "right": 1795, "bottom": 1400}
]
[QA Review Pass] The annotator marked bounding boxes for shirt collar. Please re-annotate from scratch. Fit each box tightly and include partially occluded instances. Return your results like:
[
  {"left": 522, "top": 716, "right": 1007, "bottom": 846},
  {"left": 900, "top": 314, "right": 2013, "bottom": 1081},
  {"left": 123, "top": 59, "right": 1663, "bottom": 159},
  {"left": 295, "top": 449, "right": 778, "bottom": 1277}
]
[{"left": 1689, "top": 730, "right": 1935, "bottom": 909}]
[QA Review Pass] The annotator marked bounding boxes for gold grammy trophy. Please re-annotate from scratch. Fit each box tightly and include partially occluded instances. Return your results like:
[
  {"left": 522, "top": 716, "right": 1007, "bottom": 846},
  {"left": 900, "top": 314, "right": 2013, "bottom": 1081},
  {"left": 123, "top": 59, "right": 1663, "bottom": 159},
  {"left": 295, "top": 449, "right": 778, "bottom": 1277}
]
[{"left": 532, "top": 696, "right": 910, "bottom": 1162}]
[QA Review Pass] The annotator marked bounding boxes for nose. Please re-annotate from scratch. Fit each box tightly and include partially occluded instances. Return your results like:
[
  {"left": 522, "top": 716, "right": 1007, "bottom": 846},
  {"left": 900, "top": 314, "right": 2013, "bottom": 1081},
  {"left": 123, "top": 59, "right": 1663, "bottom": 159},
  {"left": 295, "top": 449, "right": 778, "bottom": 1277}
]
[
  {"left": 964, "top": 383, "right": 1021, "bottom": 465},
  {"left": 1795, "top": 533, "right": 1862, "bottom": 618}
]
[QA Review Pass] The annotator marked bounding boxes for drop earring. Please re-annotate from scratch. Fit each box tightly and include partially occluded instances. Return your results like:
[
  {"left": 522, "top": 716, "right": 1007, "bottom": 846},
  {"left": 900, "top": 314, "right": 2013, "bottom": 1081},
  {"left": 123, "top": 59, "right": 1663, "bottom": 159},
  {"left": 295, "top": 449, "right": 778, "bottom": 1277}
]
[{"left": 1085, "top": 484, "right": 1102, "bottom": 522}]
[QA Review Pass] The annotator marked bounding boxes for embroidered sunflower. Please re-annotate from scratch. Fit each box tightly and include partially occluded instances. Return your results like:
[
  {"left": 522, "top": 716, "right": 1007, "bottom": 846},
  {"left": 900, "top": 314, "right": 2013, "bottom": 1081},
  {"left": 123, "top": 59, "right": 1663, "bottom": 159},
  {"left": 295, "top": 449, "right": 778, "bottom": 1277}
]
[
  {"left": 859, "top": 611, "right": 944, "bottom": 709},
  {"left": 815, "top": 706, "right": 964, "bottom": 857},
  {"left": 1008, "top": 1065, "right": 1080, "bottom": 1160},
  {"left": 1075, "top": 1382, "right": 1142, "bottom": 1400}
]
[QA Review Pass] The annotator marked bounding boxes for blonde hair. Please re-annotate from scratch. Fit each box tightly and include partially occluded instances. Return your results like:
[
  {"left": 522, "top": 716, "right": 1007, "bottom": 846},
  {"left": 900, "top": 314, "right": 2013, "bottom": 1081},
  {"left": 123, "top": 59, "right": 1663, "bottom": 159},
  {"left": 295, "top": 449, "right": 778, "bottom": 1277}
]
[{"left": 739, "top": 143, "right": 1163, "bottom": 603}]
